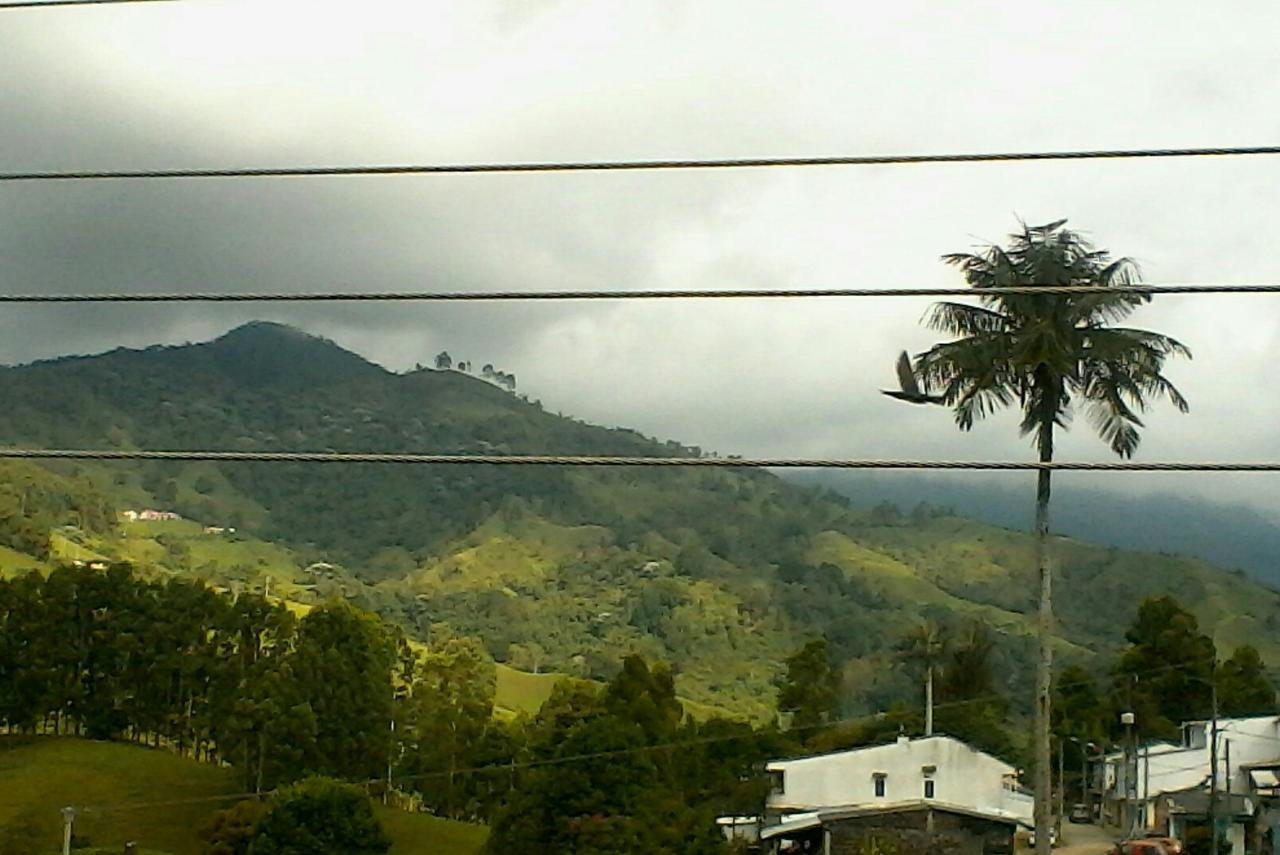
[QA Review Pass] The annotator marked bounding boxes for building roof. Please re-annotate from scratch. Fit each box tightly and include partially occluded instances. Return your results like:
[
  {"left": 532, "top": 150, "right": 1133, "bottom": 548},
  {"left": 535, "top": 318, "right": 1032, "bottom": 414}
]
[
  {"left": 1161, "top": 787, "right": 1255, "bottom": 818},
  {"left": 766, "top": 733, "right": 1014, "bottom": 774},
  {"left": 821, "top": 800, "right": 1023, "bottom": 827},
  {"left": 1181, "top": 715, "right": 1279, "bottom": 729},
  {"left": 758, "top": 813, "right": 822, "bottom": 841}
]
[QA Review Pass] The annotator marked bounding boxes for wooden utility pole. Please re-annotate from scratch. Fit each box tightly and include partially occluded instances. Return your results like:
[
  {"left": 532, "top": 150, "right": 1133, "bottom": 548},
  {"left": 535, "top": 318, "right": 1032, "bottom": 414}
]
[
  {"left": 1209, "top": 673, "right": 1220, "bottom": 855},
  {"left": 60, "top": 807, "right": 75, "bottom": 855},
  {"left": 1057, "top": 739, "right": 1065, "bottom": 837},
  {"left": 925, "top": 663, "right": 934, "bottom": 737}
]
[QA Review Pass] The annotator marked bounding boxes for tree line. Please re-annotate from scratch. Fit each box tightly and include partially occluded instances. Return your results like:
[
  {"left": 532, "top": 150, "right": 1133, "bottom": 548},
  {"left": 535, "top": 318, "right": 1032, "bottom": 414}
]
[
  {"left": 431, "top": 351, "right": 517, "bottom": 391},
  {"left": 0, "top": 565, "right": 786, "bottom": 853},
  {"left": 4, "top": 564, "right": 1273, "bottom": 854}
]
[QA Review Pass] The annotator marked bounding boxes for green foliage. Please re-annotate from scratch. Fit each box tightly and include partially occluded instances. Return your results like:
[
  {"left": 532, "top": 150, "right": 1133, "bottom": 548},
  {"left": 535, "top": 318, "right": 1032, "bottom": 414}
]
[
  {"left": 199, "top": 799, "right": 267, "bottom": 855},
  {"left": 0, "top": 567, "right": 397, "bottom": 793},
  {"left": 1053, "top": 664, "right": 1105, "bottom": 744},
  {"left": 399, "top": 635, "right": 507, "bottom": 820},
  {"left": 919, "top": 219, "right": 1190, "bottom": 458},
  {"left": 1113, "top": 595, "right": 1216, "bottom": 738},
  {"left": 777, "top": 640, "right": 840, "bottom": 731},
  {"left": 290, "top": 603, "right": 396, "bottom": 782},
  {"left": 1217, "top": 645, "right": 1276, "bottom": 716},
  {"left": 247, "top": 777, "right": 391, "bottom": 855},
  {"left": 485, "top": 656, "right": 747, "bottom": 855}
]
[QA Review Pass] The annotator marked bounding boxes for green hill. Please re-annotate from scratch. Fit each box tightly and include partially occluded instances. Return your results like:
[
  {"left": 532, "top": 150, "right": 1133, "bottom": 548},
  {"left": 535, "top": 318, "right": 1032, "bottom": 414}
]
[
  {"left": 1, "top": 322, "right": 1278, "bottom": 718},
  {"left": 0, "top": 736, "right": 486, "bottom": 855}
]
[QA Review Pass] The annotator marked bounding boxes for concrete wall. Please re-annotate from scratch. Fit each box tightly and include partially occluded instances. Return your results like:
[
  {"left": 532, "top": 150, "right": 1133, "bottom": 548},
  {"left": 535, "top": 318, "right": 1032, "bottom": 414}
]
[
  {"left": 767, "top": 735, "right": 1025, "bottom": 821},
  {"left": 825, "top": 808, "right": 1014, "bottom": 855}
]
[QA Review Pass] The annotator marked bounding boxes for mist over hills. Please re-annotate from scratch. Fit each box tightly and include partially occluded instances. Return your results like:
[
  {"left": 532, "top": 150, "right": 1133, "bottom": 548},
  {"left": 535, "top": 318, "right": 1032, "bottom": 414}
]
[{"left": 788, "top": 471, "right": 1280, "bottom": 590}]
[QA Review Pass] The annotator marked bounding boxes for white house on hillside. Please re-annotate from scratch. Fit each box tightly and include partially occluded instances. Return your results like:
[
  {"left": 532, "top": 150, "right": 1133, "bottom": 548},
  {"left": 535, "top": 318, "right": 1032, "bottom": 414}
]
[{"left": 765, "top": 734, "right": 1033, "bottom": 824}]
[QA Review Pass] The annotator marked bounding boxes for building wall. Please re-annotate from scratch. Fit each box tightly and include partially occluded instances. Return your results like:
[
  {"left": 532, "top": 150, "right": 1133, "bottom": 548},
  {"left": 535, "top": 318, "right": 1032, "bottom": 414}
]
[
  {"left": 767, "top": 736, "right": 1027, "bottom": 822},
  {"left": 825, "top": 809, "right": 1014, "bottom": 855},
  {"left": 1105, "top": 716, "right": 1280, "bottom": 812}
]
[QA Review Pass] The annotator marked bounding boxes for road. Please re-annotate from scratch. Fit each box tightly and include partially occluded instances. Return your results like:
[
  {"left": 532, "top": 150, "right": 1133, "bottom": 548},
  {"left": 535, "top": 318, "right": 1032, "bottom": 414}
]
[{"left": 1056, "top": 822, "right": 1121, "bottom": 854}]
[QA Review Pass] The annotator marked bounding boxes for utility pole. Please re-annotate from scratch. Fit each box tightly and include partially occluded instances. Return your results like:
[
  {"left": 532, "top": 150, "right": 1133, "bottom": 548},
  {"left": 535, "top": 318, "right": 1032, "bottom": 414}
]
[
  {"left": 385, "top": 717, "right": 395, "bottom": 806},
  {"left": 1121, "top": 710, "right": 1137, "bottom": 836},
  {"left": 1057, "top": 738, "right": 1065, "bottom": 838},
  {"left": 1224, "top": 738, "right": 1232, "bottom": 851},
  {"left": 1142, "top": 742, "right": 1150, "bottom": 831},
  {"left": 925, "top": 663, "right": 934, "bottom": 737},
  {"left": 1209, "top": 668, "right": 1220, "bottom": 855},
  {"left": 60, "top": 807, "right": 75, "bottom": 855}
]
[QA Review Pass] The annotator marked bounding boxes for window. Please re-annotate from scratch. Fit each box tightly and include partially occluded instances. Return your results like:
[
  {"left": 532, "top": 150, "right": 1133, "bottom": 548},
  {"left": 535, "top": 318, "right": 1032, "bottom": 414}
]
[
  {"left": 768, "top": 770, "right": 784, "bottom": 796},
  {"left": 873, "top": 773, "right": 886, "bottom": 798},
  {"left": 924, "top": 779, "right": 935, "bottom": 799}
]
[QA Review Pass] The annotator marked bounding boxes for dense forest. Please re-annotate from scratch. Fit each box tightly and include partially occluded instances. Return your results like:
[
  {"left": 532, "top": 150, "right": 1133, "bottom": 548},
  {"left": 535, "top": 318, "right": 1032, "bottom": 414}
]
[
  {"left": 1, "top": 564, "right": 1272, "bottom": 854},
  {"left": 0, "top": 323, "right": 1278, "bottom": 722}
]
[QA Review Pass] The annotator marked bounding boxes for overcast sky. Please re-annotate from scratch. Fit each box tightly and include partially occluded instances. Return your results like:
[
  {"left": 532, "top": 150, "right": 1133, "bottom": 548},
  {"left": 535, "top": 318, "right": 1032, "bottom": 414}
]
[{"left": 3, "top": 0, "right": 1280, "bottom": 513}]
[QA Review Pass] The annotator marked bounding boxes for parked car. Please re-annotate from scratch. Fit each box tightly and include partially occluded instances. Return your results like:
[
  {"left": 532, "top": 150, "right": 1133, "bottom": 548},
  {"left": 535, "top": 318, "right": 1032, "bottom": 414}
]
[
  {"left": 1069, "top": 803, "right": 1091, "bottom": 823},
  {"left": 1141, "top": 833, "right": 1183, "bottom": 855}
]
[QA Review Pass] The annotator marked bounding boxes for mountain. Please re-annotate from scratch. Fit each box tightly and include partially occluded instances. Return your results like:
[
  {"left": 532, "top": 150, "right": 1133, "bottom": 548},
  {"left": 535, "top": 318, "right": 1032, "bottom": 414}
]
[
  {"left": 786, "top": 472, "right": 1280, "bottom": 588},
  {"left": 1, "top": 322, "right": 1277, "bottom": 719}
]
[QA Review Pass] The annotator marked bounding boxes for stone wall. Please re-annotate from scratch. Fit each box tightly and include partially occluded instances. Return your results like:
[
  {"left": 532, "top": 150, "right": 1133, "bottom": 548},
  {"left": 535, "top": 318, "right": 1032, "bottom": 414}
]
[{"left": 825, "top": 807, "right": 1014, "bottom": 855}]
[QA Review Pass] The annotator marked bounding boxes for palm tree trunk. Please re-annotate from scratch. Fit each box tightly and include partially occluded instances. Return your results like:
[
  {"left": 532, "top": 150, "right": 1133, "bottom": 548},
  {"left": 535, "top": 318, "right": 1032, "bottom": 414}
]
[{"left": 1033, "top": 407, "right": 1055, "bottom": 855}]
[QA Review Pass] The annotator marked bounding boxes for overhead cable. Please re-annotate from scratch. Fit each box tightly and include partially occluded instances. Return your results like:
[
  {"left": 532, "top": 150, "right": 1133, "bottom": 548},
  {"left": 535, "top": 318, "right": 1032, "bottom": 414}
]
[
  {"left": 4, "top": 144, "right": 1280, "bottom": 182},
  {"left": 3, "top": 283, "right": 1280, "bottom": 303},
  {"left": 0, "top": 0, "right": 175, "bottom": 8},
  {"left": 1, "top": 448, "right": 1277, "bottom": 471},
  {"left": 83, "top": 658, "right": 1228, "bottom": 812}
]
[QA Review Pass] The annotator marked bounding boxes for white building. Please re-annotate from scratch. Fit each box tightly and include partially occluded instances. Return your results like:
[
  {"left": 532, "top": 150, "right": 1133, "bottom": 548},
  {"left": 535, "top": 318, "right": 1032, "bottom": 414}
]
[
  {"left": 1105, "top": 715, "right": 1280, "bottom": 851},
  {"left": 765, "top": 734, "right": 1033, "bottom": 824}
]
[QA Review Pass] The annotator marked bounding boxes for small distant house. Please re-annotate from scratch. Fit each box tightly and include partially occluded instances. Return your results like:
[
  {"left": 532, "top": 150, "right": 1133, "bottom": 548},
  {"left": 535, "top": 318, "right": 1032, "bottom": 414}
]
[
  {"left": 137, "top": 509, "right": 181, "bottom": 522},
  {"left": 120, "top": 510, "right": 139, "bottom": 522}
]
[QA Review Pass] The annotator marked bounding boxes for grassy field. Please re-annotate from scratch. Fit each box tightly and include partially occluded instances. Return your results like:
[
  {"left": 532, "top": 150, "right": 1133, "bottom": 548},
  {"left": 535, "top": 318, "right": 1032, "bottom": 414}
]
[
  {"left": 377, "top": 805, "right": 488, "bottom": 855},
  {"left": 494, "top": 663, "right": 563, "bottom": 716},
  {"left": 0, "top": 737, "right": 486, "bottom": 855}
]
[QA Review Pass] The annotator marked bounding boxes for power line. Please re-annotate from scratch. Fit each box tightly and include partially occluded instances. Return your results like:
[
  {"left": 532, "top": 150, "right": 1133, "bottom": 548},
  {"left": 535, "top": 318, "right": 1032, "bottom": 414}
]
[
  {"left": 0, "top": 448, "right": 1277, "bottom": 471},
  {"left": 82, "top": 658, "right": 1233, "bottom": 813},
  {"left": 0, "top": 0, "right": 175, "bottom": 8},
  {"left": 2, "top": 283, "right": 1280, "bottom": 303},
  {"left": 4, "top": 145, "right": 1280, "bottom": 182}
]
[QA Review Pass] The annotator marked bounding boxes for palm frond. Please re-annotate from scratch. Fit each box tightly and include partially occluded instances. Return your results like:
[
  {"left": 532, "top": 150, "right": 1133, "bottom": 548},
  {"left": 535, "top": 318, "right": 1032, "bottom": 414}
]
[
  {"left": 926, "top": 221, "right": 1190, "bottom": 459},
  {"left": 923, "top": 302, "right": 1010, "bottom": 336}
]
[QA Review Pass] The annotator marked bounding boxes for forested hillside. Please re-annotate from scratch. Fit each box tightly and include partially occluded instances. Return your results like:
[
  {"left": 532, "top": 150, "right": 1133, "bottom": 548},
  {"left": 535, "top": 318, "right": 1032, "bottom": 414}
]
[
  {"left": 791, "top": 470, "right": 1280, "bottom": 588},
  {"left": 1, "top": 322, "right": 1278, "bottom": 718}
]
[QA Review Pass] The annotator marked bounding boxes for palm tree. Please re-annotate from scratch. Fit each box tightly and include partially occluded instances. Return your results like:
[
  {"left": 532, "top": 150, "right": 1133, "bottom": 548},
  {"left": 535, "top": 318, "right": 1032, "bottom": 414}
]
[
  {"left": 900, "top": 620, "right": 947, "bottom": 736},
  {"left": 912, "top": 220, "right": 1191, "bottom": 854}
]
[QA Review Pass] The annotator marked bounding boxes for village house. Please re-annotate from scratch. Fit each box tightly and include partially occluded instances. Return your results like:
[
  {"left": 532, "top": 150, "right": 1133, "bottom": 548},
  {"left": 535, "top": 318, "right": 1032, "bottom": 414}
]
[
  {"left": 765, "top": 734, "right": 1032, "bottom": 823},
  {"left": 1103, "top": 714, "right": 1280, "bottom": 853},
  {"left": 720, "top": 734, "right": 1032, "bottom": 853}
]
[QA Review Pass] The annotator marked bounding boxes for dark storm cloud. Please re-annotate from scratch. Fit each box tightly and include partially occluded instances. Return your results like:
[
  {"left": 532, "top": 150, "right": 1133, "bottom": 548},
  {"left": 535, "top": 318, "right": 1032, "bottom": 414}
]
[{"left": 2, "top": 0, "right": 1280, "bottom": 513}]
